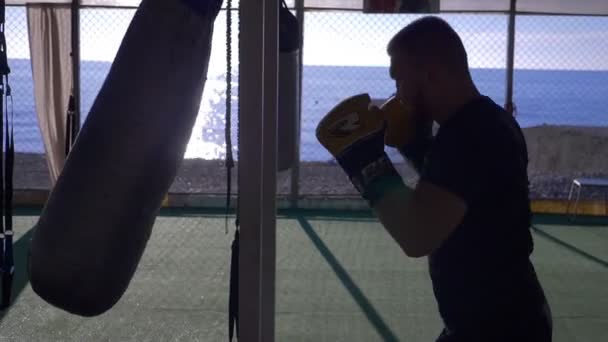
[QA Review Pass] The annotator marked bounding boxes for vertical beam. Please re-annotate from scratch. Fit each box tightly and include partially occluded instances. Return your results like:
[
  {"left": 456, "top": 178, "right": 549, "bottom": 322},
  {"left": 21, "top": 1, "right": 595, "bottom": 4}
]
[
  {"left": 238, "top": 0, "right": 264, "bottom": 338},
  {"left": 238, "top": 0, "right": 278, "bottom": 340},
  {"left": 505, "top": 0, "right": 516, "bottom": 115},
  {"left": 261, "top": 0, "right": 278, "bottom": 341},
  {"left": 71, "top": 0, "right": 81, "bottom": 131},
  {"left": 290, "top": 0, "right": 304, "bottom": 208}
]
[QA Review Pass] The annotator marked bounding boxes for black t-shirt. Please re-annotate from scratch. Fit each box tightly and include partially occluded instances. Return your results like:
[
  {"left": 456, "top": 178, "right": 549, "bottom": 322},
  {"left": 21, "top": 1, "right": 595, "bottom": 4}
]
[{"left": 419, "top": 96, "right": 548, "bottom": 338}]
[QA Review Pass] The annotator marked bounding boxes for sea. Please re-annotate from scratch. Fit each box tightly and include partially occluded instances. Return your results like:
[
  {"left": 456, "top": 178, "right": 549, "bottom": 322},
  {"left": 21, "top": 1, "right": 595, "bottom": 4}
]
[{"left": 6, "top": 58, "right": 608, "bottom": 161}]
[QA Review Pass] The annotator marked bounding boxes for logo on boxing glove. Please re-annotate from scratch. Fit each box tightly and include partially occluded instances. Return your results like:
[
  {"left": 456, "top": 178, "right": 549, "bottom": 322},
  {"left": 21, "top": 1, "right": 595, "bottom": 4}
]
[{"left": 327, "top": 112, "right": 361, "bottom": 137}]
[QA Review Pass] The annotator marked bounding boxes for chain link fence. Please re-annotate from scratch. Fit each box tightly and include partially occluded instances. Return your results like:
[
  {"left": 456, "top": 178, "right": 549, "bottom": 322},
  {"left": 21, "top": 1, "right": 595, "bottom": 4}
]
[
  {"left": 4, "top": 4, "right": 608, "bottom": 201},
  {"left": 513, "top": 15, "right": 608, "bottom": 128},
  {"left": 80, "top": 8, "right": 135, "bottom": 123},
  {"left": 298, "top": 12, "right": 509, "bottom": 196},
  {"left": 513, "top": 15, "right": 608, "bottom": 199},
  {"left": 5, "top": 6, "right": 50, "bottom": 191}
]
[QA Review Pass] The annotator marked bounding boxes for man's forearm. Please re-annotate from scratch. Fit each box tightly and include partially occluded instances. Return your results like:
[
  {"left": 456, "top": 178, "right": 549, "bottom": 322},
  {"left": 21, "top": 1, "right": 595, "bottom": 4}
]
[
  {"left": 373, "top": 178, "right": 468, "bottom": 259},
  {"left": 372, "top": 183, "right": 427, "bottom": 257}
]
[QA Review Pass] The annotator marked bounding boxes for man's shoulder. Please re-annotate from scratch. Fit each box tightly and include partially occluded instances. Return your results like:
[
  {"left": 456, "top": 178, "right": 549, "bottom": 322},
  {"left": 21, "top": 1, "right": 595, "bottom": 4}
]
[
  {"left": 429, "top": 97, "right": 513, "bottom": 167},
  {"left": 440, "top": 96, "right": 517, "bottom": 142}
]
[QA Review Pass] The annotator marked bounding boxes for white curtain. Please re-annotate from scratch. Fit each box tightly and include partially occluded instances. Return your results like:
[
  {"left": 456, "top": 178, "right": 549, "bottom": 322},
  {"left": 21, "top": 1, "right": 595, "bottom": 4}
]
[{"left": 26, "top": 4, "right": 72, "bottom": 186}]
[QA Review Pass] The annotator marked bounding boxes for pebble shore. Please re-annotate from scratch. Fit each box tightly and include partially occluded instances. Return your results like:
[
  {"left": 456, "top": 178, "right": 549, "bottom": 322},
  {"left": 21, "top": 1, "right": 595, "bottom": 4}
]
[{"left": 13, "top": 153, "right": 607, "bottom": 201}]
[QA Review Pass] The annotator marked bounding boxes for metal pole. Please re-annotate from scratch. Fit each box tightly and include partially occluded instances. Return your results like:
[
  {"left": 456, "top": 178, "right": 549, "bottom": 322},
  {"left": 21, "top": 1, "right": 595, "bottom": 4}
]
[
  {"left": 238, "top": 0, "right": 278, "bottom": 340},
  {"left": 71, "top": 0, "right": 81, "bottom": 131},
  {"left": 290, "top": 0, "right": 304, "bottom": 208},
  {"left": 505, "top": 0, "right": 516, "bottom": 115},
  {"left": 260, "top": 0, "right": 278, "bottom": 340}
]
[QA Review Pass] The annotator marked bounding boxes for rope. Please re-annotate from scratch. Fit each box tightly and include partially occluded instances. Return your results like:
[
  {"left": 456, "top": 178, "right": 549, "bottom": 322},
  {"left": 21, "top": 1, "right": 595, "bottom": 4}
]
[
  {"left": 224, "top": 0, "right": 234, "bottom": 234},
  {"left": 226, "top": 1, "right": 239, "bottom": 340}
]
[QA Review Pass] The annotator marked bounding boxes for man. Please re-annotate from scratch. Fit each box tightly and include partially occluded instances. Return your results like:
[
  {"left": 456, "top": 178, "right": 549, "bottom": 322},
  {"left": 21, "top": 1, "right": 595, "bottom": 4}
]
[{"left": 317, "top": 16, "right": 552, "bottom": 341}]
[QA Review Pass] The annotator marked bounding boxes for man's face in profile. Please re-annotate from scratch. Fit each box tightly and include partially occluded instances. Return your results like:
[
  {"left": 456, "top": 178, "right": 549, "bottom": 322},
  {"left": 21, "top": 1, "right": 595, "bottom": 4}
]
[{"left": 390, "top": 52, "right": 431, "bottom": 121}]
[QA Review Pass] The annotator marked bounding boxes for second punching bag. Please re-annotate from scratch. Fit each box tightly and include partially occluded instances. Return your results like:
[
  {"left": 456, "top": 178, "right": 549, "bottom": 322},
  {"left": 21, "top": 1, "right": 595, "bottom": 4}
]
[
  {"left": 28, "top": 0, "right": 223, "bottom": 317},
  {"left": 277, "top": 0, "right": 300, "bottom": 171}
]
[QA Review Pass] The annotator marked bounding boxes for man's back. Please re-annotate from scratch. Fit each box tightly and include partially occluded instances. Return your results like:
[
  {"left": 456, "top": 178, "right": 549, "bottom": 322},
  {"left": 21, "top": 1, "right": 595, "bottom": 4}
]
[{"left": 419, "top": 96, "right": 552, "bottom": 341}]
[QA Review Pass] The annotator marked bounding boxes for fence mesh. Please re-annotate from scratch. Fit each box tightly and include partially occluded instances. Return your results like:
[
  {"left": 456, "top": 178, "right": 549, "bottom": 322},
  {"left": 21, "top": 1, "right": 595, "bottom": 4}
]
[
  {"left": 0, "top": 5, "right": 607, "bottom": 341},
  {"left": 513, "top": 15, "right": 608, "bottom": 199},
  {"left": 298, "top": 12, "right": 509, "bottom": 196},
  {"left": 513, "top": 15, "right": 608, "bottom": 128},
  {"left": 3, "top": 5, "right": 608, "bottom": 201},
  {"left": 5, "top": 6, "right": 50, "bottom": 191},
  {"left": 79, "top": 8, "right": 135, "bottom": 123}
]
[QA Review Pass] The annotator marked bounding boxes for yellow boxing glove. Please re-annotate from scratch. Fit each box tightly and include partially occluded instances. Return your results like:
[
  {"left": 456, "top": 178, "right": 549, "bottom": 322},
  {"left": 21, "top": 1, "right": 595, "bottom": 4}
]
[
  {"left": 316, "top": 93, "right": 406, "bottom": 207},
  {"left": 380, "top": 95, "right": 417, "bottom": 148},
  {"left": 316, "top": 93, "right": 384, "bottom": 157},
  {"left": 380, "top": 96, "right": 434, "bottom": 172}
]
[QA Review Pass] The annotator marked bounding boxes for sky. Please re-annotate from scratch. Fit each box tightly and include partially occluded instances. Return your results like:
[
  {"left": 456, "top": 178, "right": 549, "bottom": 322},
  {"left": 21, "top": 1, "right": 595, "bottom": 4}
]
[
  {"left": 5, "top": 7, "right": 608, "bottom": 71},
  {"left": 4, "top": 6, "right": 608, "bottom": 159}
]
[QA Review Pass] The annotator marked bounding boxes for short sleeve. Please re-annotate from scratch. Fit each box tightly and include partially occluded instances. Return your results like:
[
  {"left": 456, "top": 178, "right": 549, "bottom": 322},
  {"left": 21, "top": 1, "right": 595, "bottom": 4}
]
[{"left": 419, "top": 128, "right": 489, "bottom": 205}]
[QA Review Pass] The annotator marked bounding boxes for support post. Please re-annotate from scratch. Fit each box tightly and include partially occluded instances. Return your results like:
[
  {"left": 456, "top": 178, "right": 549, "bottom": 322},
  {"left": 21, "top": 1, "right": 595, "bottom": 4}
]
[
  {"left": 238, "top": 0, "right": 279, "bottom": 340},
  {"left": 290, "top": 0, "right": 304, "bottom": 208}
]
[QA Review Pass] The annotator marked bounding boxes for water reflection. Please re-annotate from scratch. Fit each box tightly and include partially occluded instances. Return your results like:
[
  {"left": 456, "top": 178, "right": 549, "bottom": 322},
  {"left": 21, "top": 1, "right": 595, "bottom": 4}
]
[{"left": 185, "top": 75, "right": 238, "bottom": 160}]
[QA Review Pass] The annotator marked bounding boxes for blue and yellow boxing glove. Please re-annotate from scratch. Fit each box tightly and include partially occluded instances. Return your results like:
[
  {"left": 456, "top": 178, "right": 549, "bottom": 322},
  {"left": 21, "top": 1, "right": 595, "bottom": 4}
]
[{"left": 316, "top": 94, "right": 406, "bottom": 207}]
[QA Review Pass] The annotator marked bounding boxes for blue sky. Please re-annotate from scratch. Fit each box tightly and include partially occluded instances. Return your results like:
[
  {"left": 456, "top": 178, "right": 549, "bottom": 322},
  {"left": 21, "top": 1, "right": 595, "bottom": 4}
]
[{"left": 6, "top": 7, "right": 608, "bottom": 71}]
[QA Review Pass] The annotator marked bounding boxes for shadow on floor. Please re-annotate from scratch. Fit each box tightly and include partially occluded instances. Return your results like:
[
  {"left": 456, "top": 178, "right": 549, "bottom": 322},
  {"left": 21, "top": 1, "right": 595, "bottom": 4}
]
[
  {"left": 0, "top": 228, "right": 34, "bottom": 322},
  {"left": 532, "top": 225, "right": 608, "bottom": 268},
  {"left": 296, "top": 215, "right": 400, "bottom": 342}
]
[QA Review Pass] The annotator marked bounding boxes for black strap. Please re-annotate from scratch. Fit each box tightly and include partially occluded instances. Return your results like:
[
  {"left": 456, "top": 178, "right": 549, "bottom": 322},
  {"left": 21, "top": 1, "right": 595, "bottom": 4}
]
[
  {"left": 1, "top": 73, "right": 13, "bottom": 310},
  {"left": 65, "top": 94, "right": 76, "bottom": 156},
  {"left": 0, "top": 0, "right": 13, "bottom": 309},
  {"left": 228, "top": 229, "right": 239, "bottom": 341}
]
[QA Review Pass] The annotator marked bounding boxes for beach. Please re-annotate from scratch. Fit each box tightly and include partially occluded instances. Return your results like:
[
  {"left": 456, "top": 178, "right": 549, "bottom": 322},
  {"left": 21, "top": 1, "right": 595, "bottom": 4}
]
[{"left": 12, "top": 125, "right": 608, "bottom": 206}]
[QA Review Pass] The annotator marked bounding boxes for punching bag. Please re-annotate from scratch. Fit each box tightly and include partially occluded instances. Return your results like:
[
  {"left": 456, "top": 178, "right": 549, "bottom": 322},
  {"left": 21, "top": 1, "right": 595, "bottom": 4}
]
[
  {"left": 362, "top": 0, "right": 438, "bottom": 13},
  {"left": 28, "top": 0, "right": 223, "bottom": 317},
  {"left": 277, "top": 0, "right": 299, "bottom": 171}
]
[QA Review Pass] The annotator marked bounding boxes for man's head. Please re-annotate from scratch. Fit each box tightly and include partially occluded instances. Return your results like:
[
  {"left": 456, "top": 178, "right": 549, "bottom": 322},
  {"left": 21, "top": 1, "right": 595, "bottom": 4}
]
[{"left": 387, "top": 16, "right": 478, "bottom": 123}]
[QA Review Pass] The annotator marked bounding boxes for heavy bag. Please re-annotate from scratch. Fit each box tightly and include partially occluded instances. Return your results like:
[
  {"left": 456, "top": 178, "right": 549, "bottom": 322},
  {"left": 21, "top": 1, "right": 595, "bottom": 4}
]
[
  {"left": 362, "top": 0, "right": 439, "bottom": 13},
  {"left": 28, "top": 0, "right": 223, "bottom": 317},
  {"left": 277, "top": 0, "right": 299, "bottom": 171}
]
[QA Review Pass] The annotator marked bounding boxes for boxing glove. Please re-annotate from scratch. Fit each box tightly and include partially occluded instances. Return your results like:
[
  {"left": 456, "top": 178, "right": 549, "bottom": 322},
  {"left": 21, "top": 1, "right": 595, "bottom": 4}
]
[
  {"left": 380, "top": 95, "right": 416, "bottom": 148},
  {"left": 316, "top": 94, "right": 406, "bottom": 206},
  {"left": 380, "top": 96, "right": 433, "bottom": 172}
]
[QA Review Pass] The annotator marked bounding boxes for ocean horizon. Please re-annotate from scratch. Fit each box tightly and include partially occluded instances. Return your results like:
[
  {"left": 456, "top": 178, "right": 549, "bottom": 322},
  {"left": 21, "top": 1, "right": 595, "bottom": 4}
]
[{"left": 6, "top": 58, "right": 608, "bottom": 161}]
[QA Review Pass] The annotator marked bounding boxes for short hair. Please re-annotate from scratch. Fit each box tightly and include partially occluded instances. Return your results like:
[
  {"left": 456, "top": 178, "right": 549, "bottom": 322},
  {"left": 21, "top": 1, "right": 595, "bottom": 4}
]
[{"left": 387, "top": 16, "right": 469, "bottom": 76}]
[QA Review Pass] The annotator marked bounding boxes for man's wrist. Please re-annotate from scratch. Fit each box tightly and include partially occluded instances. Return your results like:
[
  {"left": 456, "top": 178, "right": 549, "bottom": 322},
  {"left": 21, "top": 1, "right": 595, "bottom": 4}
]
[{"left": 346, "top": 153, "right": 407, "bottom": 207}]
